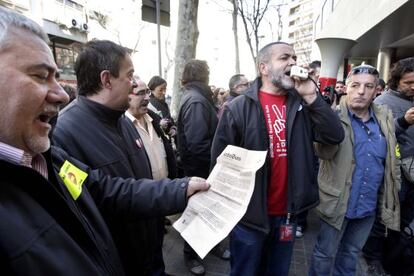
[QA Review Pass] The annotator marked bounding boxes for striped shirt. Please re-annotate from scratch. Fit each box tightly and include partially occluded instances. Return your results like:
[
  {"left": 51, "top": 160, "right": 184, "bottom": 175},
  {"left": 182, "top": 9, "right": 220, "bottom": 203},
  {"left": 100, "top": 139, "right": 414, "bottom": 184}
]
[{"left": 0, "top": 141, "right": 48, "bottom": 179}]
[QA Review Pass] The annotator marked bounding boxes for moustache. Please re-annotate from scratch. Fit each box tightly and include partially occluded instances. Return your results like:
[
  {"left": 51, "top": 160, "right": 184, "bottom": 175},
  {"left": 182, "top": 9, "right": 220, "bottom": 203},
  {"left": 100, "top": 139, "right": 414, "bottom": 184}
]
[
  {"left": 38, "top": 105, "right": 59, "bottom": 124},
  {"left": 41, "top": 105, "right": 60, "bottom": 117}
]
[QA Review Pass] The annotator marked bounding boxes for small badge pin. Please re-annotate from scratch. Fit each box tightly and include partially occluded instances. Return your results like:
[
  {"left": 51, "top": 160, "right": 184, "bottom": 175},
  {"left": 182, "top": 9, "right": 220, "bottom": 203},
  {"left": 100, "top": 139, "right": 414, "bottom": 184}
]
[{"left": 135, "top": 138, "right": 142, "bottom": 149}]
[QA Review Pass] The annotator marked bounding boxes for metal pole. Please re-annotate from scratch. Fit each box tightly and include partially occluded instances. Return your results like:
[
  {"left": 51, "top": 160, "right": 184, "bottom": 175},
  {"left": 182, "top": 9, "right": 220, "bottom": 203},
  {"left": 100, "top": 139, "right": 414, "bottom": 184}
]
[{"left": 156, "top": 0, "right": 162, "bottom": 76}]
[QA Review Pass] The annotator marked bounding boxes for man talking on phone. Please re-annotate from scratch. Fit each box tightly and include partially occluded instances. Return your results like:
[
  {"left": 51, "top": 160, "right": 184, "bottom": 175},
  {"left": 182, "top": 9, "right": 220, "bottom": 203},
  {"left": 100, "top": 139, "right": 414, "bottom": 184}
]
[{"left": 211, "top": 42, "right": 344, "bottom": 276}]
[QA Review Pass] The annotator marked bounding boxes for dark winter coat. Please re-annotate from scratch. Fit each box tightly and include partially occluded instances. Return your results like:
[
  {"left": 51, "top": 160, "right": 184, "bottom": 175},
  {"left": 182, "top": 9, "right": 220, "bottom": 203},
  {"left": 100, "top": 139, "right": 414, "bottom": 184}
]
[
  {"left": 177, "top": 81, "right": 218, "bottom": 178},
  {"left": 53, "top": 96, "right": 189, "bottom": 275},
  {"left": 211, "top": 77, "right": 344, "bottom": 233}
]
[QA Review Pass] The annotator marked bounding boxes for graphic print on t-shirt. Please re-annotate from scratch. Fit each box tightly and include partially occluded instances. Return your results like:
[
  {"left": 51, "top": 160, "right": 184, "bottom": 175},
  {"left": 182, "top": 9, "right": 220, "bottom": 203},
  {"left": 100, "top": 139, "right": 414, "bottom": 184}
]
[
  {"left": 271, "top": 104, "right": 287, "bottom": 157},
  {"left": 262, "top": 99, "right": 287, "bottom": 158},
  {"left": 259, "top": 91, "right": 288, "bottom": 215}
]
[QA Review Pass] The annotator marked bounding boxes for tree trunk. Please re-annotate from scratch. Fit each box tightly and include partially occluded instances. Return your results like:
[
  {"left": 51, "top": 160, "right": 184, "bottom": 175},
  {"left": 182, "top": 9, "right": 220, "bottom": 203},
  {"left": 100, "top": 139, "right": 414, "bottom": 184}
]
[
  {"left": 232, "top": 0, "right": 240, "bottom": 74},
  {"left": 171, "top": 0, "right": 199, "bottom": 118}
]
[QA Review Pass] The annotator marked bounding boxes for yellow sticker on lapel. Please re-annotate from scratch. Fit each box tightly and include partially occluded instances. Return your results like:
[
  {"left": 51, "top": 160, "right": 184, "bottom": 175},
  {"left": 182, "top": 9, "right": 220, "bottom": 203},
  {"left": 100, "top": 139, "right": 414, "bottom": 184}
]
[{"left": 59, "top": 160, "right": 88, "bottom": 200}]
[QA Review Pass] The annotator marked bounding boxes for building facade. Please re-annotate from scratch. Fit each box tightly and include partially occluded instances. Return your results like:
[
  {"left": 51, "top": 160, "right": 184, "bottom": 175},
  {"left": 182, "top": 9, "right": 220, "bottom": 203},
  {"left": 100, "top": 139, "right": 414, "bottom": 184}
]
[
  {"left": 287, "top": 0, "right": 316, "bottom": 65},
  {"left": 313, "top": 0, "right": 414, "bottom": 83},
  {"left": 1, "top": 0, "right": 173, "bottom": 86}
]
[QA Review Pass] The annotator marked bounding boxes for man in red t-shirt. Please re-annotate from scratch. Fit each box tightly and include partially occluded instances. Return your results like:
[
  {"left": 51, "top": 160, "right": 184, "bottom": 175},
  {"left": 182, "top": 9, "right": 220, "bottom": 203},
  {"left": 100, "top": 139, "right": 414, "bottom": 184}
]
[{"left": 211, "top": 42, "right": 344, "bottom": 276}]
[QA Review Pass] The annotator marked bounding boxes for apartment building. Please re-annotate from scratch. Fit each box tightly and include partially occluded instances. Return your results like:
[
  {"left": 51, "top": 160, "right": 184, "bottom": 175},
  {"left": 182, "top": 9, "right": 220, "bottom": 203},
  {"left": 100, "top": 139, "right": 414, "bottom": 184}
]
[{"left": 287, "top": 0, "right": 316, "bottom": 65}]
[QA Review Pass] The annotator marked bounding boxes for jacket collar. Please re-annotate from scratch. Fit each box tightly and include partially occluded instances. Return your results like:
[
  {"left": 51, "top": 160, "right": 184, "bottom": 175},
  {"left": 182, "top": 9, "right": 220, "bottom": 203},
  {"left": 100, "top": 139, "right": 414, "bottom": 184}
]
[
  {"left": 244, "top": 77, "right": 262, "bottom": 102},
  {"left": 338, "top": 98, "right": 389, "bottom": 137},
  {"left": 149, "top": 95, "right": 168, "bottom": 109},
  {"left": 78, "top": 96, "right": 124, "bottom": 126},
  {"left": 184, "top": 81, "right": 215, "bottom": 106},
  {"left": 388, "top": 88, "right": 414, "bottom": 101}
]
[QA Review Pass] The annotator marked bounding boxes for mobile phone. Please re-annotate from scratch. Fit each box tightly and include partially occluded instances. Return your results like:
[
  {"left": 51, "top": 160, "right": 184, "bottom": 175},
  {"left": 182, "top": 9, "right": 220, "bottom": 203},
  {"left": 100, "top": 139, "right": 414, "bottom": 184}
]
[{"left": 290, "top": 66, "right": 309, "bottom": 79}]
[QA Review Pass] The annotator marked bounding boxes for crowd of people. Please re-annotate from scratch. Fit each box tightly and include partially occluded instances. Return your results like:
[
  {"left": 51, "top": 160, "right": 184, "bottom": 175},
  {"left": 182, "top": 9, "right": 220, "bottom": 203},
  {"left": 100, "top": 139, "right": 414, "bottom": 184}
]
[{"left": 1, "top": 6, "right": 414, "bottom": 276}]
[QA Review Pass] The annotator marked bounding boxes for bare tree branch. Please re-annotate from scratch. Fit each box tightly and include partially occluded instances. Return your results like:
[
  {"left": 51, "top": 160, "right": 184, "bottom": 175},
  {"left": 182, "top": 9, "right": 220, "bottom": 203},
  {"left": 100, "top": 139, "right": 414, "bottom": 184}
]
[
  {"left": 237, "top": 0, "right": 272, "bottom": 72},
  {"left": 238, "top": 0, "right": 256, "bottom": 67},
  {"left": 163, "top": 29, "right": 174, "bottom": 79},
  {"left": 131, "top": 24, "right": 147, "bottom": 56}
]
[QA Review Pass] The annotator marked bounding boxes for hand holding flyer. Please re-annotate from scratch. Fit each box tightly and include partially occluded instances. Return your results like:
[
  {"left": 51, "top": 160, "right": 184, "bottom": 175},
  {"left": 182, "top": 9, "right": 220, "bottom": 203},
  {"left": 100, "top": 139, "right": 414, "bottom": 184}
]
[{"left": 173, "top": 145, "right": 267, "bottom": 258}]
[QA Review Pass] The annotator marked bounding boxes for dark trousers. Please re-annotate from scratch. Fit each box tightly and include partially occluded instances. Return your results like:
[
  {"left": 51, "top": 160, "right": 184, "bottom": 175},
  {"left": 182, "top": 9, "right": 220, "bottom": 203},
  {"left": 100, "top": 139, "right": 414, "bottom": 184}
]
[
  {"left": 229, "top": 216, "right": 296, "bottom": 276},
  {"left": 183, "top": 241, "right": 198, "bottom": 259},
  {"left": 363, "top": 173, "right": 414, "bottom": 261},
  {"left": 152, "top": 218, "right": 167, "bottom": 276},
  {"left": 296, "top": 210, "right": 308, "bottom": 230}
]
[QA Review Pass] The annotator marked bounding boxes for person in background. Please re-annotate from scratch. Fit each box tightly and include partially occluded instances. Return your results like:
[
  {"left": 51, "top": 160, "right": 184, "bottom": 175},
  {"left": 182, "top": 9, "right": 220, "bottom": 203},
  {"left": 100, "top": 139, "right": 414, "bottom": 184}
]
[
  {"left": 217, "top": 74, "right": 249, "bottom": 119},
  {"left": 308, "top": 60, "right": 321, "bottom": 82},
  {"left": 125, "top": 78, "right": 178, "bottom": 275},
  {"left": 177, "top": 59, "right": 229, "bottom": 275},
  {"left": 335, "top": 80, "right": 346, "bottom": 94},
  {"left": 309, "top": 65, "right": 400, "bottom": 276},
  {"left": 213, "top": 87, "right": 228, "bottom": 109},
  {"left": 227, "top": 74, "right": 249, "bottom": 102},
  {"left": 363, "top": 57, "right": 414, "bottom": 276},
  {"left": 147, "top": 75, "right": 176, "bottom": 139},
  {"left": 376, "top": 78, "right": 386, "bottom": 97},
  {"left": 334, "top": 80, "right": 347, "bottom": 106}
]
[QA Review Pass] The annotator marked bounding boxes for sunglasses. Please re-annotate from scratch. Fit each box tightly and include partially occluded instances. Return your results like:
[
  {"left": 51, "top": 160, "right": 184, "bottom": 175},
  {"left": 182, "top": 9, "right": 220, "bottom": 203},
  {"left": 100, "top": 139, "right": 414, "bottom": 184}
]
[
  {"left": 132, "top": 89, "right": 151, "bottom": 96},
  {"left": 348, "top": 65, "right": 379, "bottom": 78}
]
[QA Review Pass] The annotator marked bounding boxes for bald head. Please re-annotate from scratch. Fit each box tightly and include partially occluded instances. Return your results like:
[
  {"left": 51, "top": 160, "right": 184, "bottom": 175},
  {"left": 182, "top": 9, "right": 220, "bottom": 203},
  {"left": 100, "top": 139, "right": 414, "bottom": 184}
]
[{"left": 135, "top": 79, "right": 148, "bottom": 92}]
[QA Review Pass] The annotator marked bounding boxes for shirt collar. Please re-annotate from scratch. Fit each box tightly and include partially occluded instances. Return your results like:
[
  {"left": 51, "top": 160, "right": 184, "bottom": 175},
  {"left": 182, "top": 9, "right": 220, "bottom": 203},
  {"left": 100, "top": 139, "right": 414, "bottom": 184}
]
[
  {"left": 0, "top": 141, "right": 48, "bottom": 178},
  {"left": 0, "top": 141, "right": 30, "bottom": 166},
  {"left": 348, "top": 107, "right": 375, "bottom": 122},
  {"left": 142, "top": 113, "right": 153, "bottom": 123},
  {"left": 125, "top": 111, "right": 153, "bottom": 124},
  {"left": 124, "top": 110, "right": 136, "bottom": 123}
]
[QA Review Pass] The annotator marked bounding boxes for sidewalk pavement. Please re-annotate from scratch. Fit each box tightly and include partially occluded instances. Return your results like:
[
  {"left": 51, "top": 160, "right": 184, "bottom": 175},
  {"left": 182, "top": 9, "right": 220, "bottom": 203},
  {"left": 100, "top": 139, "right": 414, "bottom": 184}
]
[{"left": 163, "top": 209, "right": 371, "bottom": 276}]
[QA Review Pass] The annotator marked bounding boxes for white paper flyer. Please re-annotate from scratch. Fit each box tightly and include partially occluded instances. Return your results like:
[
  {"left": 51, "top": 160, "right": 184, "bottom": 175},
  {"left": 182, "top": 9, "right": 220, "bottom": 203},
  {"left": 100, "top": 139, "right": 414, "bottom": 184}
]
[{"left": 173, "top": 145, "right": 267, "bottom": 258}]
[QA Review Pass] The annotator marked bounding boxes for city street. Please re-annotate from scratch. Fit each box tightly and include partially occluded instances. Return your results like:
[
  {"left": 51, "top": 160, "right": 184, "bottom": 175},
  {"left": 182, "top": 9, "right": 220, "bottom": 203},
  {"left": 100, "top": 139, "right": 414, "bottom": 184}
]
[{"left": 163, "top": 209, "right": 372, "bottom": 276}]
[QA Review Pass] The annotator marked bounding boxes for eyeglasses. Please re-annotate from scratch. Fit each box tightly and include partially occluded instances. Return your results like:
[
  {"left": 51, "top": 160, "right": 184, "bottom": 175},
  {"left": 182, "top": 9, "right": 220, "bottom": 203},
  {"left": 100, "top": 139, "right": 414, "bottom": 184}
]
[
  {"left": 348, "top": 65, "right": 379, "bottom": 78},
  {"left": 132, "top": 89, "right": 151, "bottom": 96},
  {"left": 235, "top": 82, "right": 250, "bottom": 90}
]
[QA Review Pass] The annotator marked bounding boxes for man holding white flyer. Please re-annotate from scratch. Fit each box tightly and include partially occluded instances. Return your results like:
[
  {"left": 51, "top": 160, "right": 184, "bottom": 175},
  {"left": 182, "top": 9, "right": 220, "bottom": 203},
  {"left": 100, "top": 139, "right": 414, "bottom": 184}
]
[{"left": 210, "top": 42, "right": 344, "bottom": 276}]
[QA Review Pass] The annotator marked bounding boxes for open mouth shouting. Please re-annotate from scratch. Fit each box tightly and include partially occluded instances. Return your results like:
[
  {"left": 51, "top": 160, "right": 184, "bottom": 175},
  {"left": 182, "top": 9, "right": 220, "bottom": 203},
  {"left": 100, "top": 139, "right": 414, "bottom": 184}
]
[{"left": 36, "top": 107, "right": 58, "bottom": 129}]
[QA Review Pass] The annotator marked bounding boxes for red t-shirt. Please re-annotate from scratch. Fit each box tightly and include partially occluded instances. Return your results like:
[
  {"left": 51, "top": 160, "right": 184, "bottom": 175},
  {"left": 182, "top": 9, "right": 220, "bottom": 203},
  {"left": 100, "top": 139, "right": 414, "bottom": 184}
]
[{"left": 259, "top": 91, "right": 288, "bottom": 215}]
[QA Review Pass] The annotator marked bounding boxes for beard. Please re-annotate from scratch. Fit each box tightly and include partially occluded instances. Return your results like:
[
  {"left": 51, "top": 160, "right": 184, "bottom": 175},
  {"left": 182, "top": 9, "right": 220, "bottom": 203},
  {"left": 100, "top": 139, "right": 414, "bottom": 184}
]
[
  {"left": 268, "top": 65, "right": 295, "bottom": 90},
  {"left": 27, "top": 134, "right": 50, "bottom": 154}
]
